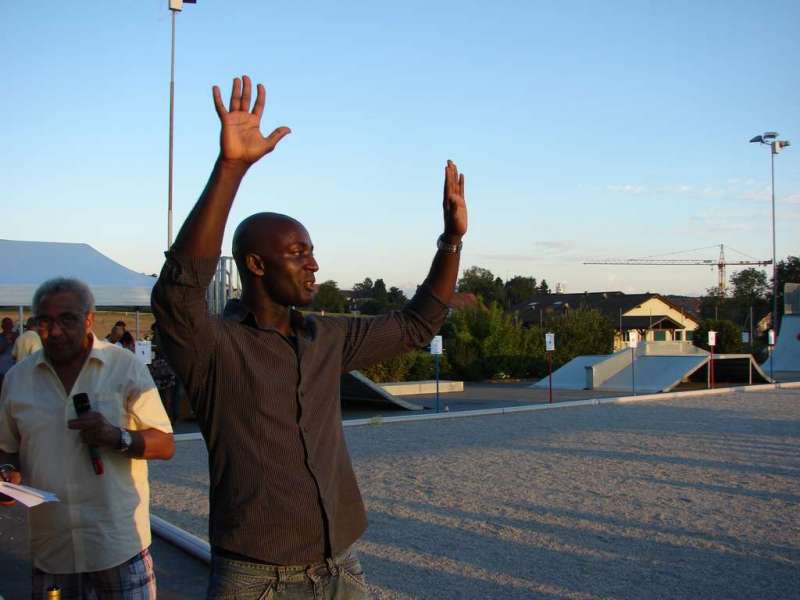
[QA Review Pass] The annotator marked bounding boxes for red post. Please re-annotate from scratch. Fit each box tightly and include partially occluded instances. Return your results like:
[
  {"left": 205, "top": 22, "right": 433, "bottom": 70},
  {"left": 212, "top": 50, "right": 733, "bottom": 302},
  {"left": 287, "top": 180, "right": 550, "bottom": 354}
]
[
  {"left": 710, "top": 350, "right": 714, "bottom": 389},
  {"left": 547, "top": 351, "right": 553, "bottom": 404}
]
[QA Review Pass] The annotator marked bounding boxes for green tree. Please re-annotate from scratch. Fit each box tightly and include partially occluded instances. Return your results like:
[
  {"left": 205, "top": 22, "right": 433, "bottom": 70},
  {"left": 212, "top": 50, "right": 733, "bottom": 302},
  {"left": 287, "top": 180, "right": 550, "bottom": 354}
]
[
  {"left": 372, "top": 278, "right": 388, "bottom": 304},
  {"left": 729, "top": 268, "right": 770, "bottom": 328},
  {"left": 351, "top": 277, "right": 374, "bottom": 299},
  {"left": 311, "top": 280, "right": 347, "bottom": 313},
  {"left": 692, "top": 319, "right": 743, "bottom": 354},
  {"left": 538, "top": 279, "right": 551, "bottom": 295},
  {"left": 504, "top": 276, "right": 538, "bottom": 307},
  {"left": 386, "top": 286, "right": 408, "bottom": 310},
  {"left": 457, "top": 266, "right": 505, "bottom": 305},
  {"left": 731, "top": 268, "right": 769, "bottom": 301},
  {"left": 699, "top": 286, "right": 737, "bottom": 321}
]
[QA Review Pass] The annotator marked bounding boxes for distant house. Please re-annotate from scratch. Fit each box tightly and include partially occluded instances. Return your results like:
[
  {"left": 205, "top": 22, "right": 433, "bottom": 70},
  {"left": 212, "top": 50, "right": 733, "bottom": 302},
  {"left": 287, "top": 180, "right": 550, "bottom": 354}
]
[{"left": 510, "top": 291, "right": 701, "bottom": 350}]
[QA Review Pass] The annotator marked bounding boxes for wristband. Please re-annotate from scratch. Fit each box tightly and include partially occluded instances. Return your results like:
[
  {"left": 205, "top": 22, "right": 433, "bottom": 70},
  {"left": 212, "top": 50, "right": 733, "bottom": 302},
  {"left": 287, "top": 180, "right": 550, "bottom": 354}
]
[{"left": 437, "top": 234, "right": 463, "bottom": 254}]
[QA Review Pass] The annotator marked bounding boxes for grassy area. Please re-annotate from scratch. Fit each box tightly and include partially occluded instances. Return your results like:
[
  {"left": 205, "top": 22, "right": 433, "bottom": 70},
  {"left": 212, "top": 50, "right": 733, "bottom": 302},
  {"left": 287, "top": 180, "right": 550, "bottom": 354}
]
[{"left": 0, "top": 309, "right": 155, "bottom": 340}]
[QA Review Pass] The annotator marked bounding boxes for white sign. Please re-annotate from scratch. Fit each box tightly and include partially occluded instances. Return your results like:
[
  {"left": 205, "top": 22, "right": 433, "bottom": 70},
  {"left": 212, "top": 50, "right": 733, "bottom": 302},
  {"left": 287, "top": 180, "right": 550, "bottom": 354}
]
[
  {"left": 741, "top": 331, "right": 750, "bottom": 344},
  {"left": 135, "top": 341, "right": 153, "bottom": 365},
  {"left": 707, "top": 331, "right": 717, "bottom": 347},
  {"left": 628, "top": 331, "right": 639, "bottom": 348},
  {"left": 430, "top": 335, "right": 443, "bottom": 355},
  {"left": 767, "top": 329, "right": 776, "bottom": 346},
  {"left": 545, "top": 332, "right": 555, "bottom": 352}
]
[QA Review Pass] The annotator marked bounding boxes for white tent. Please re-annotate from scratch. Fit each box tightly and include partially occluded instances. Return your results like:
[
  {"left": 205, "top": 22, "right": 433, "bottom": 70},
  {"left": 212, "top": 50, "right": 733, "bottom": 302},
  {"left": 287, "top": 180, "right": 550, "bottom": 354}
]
[{"left": 0, "top": 239, "right": 156, "bottom": 308}]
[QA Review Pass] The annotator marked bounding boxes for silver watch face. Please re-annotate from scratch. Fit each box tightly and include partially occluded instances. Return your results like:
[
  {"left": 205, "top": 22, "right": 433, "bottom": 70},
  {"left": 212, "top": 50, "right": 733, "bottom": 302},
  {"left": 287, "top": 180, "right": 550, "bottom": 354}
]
[{"left": 120, "top": 429, "right": 133, "bottom": 451}]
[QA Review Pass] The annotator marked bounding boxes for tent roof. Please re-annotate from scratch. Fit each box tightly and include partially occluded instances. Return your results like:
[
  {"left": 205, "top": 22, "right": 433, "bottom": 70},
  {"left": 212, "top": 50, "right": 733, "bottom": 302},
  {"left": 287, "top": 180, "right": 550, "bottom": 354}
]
[{"left": 0, "top": 239, "right": 156, "bottom": 307}]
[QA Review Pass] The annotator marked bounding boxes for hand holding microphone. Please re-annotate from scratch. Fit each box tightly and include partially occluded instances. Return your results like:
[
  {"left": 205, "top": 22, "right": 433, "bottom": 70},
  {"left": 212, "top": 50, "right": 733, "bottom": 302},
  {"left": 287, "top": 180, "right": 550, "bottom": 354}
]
[{"left": 69, "top": 393, "right": 120, "bottom": 475}]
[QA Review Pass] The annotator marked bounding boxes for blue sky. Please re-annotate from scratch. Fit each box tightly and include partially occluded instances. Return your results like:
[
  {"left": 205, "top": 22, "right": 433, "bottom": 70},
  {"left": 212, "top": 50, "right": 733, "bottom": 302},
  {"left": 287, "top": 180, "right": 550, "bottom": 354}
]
[{"left": 2, "top": 1, "right": 798, "bottom": 296}]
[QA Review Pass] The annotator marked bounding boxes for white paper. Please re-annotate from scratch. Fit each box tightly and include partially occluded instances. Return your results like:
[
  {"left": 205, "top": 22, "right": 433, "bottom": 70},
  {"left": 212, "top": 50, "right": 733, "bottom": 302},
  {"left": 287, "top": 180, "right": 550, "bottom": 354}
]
[
  {"left": 708, "top": 331, "right": 717, "bottom": 347},
  {"left": 545, "top": 332, "right": 555, "bottom": 352},
  {"left": 629, "top": 331, "right": 639, "bottom": 348},
  {"left": 135, "top": 341, "right": 152, "bottom": 365},
  {"left": 430, "top": 335, "right": 443, "bottom": 355},
  {"left": 0, "top": 482, "right": 59, "bottom": 508}
]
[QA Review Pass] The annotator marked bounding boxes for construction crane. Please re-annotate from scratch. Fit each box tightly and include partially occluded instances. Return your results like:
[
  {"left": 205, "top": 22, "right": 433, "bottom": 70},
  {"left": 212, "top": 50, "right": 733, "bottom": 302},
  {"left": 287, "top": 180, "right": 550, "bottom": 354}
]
[{"left": 584, "top": 244, "right": 772, "bottom": 294}]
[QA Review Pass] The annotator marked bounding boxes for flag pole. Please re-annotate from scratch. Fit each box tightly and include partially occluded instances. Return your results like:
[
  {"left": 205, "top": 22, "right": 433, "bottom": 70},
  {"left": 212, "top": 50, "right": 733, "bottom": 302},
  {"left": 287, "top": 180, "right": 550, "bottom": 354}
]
[{"left": 167, "top": 6, "right": 176, "bottom": 250}]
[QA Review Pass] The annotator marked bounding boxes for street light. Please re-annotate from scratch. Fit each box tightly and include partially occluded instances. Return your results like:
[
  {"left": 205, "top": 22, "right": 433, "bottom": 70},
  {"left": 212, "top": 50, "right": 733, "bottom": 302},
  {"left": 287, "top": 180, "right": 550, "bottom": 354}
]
[{"left": 750, "top": 131, "right": 791, "bottom": 350}]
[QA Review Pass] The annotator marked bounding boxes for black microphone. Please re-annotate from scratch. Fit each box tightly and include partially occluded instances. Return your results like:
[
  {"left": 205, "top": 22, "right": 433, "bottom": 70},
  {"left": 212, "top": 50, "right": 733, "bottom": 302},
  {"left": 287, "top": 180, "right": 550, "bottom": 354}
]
[{"left": 72, "top": 393, "right": 104, "bottom": 475}]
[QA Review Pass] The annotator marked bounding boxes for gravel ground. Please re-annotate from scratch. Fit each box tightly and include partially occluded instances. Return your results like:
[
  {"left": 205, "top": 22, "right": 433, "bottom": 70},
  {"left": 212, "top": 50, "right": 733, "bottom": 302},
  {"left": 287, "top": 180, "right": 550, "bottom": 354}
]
[{"left": 150, "top": 389, "right": 800, "bottom": 599}]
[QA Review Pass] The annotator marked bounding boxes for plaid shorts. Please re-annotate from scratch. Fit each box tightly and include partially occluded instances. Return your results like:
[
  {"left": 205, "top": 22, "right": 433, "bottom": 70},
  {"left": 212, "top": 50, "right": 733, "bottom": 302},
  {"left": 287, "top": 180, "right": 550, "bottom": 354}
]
[{"left": 31, "top": 547, "right": 156, "bottom": 600}]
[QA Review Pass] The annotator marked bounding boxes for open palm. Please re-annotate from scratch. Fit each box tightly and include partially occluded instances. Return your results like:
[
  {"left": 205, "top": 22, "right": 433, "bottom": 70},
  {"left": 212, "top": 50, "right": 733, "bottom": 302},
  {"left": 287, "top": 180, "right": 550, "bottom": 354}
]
[
  {"left": 443, "top": 160, "right": 468, "bottom": 237},
  {"left": 212, "top": 75, "right": 291, "bottom": 166}
]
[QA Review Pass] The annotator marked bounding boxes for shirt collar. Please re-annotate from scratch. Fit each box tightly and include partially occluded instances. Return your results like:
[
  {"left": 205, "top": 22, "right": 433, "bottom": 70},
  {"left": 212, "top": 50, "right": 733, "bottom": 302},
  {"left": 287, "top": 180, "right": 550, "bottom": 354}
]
[
  {"left": 34, "top": 332, "right": 111, "bottom": 369},
  {"left": 223, "top": 298, "right": 309, "bottom": 335}
]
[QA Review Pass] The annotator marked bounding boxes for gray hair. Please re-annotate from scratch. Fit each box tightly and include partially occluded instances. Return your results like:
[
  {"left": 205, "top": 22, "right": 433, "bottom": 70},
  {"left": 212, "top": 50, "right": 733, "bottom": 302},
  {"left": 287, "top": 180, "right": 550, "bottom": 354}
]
[{"left": 32, "top": 278, "right": 95, "bottom": 315}]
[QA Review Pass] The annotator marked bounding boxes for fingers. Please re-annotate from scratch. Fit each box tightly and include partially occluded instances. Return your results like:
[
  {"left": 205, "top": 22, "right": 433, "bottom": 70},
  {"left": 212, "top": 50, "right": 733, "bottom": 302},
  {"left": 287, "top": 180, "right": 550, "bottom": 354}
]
[
  {"left": 252, "top": 83, "right": 266, "bottom": 118},
  {"left": 443, "top": 161, "right": 452, "bottom": 209},
  {"left": 240, "top": 75, "right": 252, "bottom": 112},
  {"left": 212, "top": 86, "right": 226, "bottom": 119},
  {"left": 459, "top": 172, "right": 465, "bottom": 198},
  {"left": 228, "top": 77, "right": 242, "bottom": 112},
  {"left": 263, "top": 126, "right": 292, "bottom": 152}
]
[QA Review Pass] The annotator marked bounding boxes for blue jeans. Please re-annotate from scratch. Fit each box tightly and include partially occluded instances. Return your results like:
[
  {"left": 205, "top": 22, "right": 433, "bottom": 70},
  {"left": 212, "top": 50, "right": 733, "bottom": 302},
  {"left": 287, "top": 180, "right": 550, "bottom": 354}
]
[{"left": 207, "top": 547, "right": 369, "bottom": 600}]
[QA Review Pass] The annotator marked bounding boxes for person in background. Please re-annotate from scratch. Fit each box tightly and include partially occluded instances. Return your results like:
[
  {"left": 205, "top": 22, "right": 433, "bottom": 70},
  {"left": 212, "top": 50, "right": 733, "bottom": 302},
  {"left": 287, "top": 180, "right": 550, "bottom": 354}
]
[
  {"left": 0, "top": 317, "right": 18, "bottom": 390},
  {"left": 12, "top": 317, "right": 47, "bottom": 363},
  {"left": 120, "top": 331, "right": 136, "bottom": 353},
  {"left": 0, "top": 278, "right": 175, "bottom": 599},
  {"left": 148, "top": 324, "right": 179, "bottom": 422},
  {"left": 105, "top": 324, "right": 124, "bottom": 347}
]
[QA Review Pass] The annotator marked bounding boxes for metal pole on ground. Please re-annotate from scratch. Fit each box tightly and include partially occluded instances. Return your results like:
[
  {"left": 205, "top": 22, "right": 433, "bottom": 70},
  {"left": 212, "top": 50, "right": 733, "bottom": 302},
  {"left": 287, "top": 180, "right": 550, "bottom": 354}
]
[
  {"left": 545, "top": 332, "right": 555, "bottom": 403},
  {"left": 750, "top": 131, "right": 790, "bottom": 346},
  {"left": 167, "top": 8, "right": 176, "bottom": 250},
  {"left": 767, "top": 329, "right": 775, "bottom": 381},
  {"left": 631, "top": 346, "right": 636, "bottom": 395},
  {"left": 435, "top": 354, "right": 440, "bottom": 413},
  {"left": 708, "top": 330, "right": 716, "bottom": 389},
  {"left": 430, "top": 335, "right": 443, "bottom": 412}
]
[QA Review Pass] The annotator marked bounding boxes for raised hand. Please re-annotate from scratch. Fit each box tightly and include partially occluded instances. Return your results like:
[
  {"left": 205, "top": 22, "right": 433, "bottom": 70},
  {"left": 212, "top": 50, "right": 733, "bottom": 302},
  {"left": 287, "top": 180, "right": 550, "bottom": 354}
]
[
  {"left": 443, "top": 160, "right": 467, "bottom": 238},
  {"left": 212, "top": 75, "right": 291, "bottom": 167}
]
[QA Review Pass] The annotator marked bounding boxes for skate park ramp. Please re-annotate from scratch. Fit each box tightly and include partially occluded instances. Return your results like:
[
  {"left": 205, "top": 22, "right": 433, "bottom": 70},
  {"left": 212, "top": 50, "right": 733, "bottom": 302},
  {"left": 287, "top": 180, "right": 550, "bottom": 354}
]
[
  {"left": 764, "top": 314, "right": 800, "bottom": 381},
  {"left": 763, "top": 284, "right": 800, "bottom": 381},
  {"left": 340, "top": 371, "right": 423, "bottom": 410},
  {"left": 531, "top": 355, "right": 610, "bottom": 390},
  {"left": 534, "top": 341, "right": 771, "bottom": 393}
]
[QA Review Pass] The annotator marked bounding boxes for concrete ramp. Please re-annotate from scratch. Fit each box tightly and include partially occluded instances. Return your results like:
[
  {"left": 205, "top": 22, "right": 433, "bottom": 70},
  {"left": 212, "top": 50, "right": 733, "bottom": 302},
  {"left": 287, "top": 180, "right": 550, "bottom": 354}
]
[
  {"left": 531, "top": 355, "right": 609, "bottom": 390},
  {"left": 602, "top": 355, "right": 707, "bottom": 393},
  {"left": 764, "top": 314, "right": 800, "bottom": 381},
  {"left": 340, "top": 371, "right": 424, "bottom": 410},
  {"left": 534, "top": 342, "right": 772, "bottom": 393}
]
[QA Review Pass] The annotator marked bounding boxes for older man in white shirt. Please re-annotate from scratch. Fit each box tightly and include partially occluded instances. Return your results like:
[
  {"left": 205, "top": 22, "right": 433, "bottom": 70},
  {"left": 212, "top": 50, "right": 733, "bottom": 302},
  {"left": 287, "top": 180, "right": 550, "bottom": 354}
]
[{"left": 0, "top": 278, "right": 175, "bottom": 600}]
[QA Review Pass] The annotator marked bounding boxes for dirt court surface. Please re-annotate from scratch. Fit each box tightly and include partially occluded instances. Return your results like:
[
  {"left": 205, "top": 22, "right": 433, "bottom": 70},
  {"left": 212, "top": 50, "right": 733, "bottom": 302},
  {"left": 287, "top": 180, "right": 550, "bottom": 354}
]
[{"left": 148, "top": 388, "right": 800, "bottom": 599}]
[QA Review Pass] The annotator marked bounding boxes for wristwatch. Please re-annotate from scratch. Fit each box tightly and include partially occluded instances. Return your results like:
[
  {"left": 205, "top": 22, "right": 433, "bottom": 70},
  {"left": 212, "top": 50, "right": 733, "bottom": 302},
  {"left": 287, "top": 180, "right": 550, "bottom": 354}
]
[
  {"left": 118, "top": 428, "right": 133, "bottom": 453},
  {"left": 437, "top": 234, "right": 463, "bottom": 254}
]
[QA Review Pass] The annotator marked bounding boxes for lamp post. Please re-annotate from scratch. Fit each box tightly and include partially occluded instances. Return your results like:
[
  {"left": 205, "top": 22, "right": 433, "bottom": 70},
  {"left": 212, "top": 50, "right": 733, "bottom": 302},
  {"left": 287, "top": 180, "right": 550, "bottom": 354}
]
[{"left": 750, "top": 132, "right": 791, "bottom": 340}]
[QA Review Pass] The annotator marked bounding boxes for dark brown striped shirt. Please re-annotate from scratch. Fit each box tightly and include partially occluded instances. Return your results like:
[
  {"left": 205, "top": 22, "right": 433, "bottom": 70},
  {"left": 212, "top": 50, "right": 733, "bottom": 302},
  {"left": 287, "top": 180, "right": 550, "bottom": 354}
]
[{"left": 151, "top": 252, "right": 447, "bottom": 564}]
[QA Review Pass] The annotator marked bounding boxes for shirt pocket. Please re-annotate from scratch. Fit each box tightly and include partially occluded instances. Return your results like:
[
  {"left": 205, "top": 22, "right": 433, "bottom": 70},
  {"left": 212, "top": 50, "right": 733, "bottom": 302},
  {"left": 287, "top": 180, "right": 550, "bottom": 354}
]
[{"left": 92, "top": 392, "right": 127, "bottom": 428}]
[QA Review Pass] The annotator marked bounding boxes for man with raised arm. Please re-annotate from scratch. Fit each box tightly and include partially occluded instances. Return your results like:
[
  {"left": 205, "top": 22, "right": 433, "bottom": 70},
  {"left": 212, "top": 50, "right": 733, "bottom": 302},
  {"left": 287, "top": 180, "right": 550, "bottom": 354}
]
[{"left": 151, "top": 75, "right": 468, "bottom": 599}]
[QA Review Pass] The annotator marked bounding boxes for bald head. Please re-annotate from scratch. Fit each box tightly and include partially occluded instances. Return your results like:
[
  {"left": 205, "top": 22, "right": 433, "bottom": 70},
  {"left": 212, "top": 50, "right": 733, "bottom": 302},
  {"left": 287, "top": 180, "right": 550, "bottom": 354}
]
[
  {"left": 232, "top": 213, "right": 305, "bottom": 269},
  {"left": 232, "top": 212, "right": 319, "bottom": 307}
]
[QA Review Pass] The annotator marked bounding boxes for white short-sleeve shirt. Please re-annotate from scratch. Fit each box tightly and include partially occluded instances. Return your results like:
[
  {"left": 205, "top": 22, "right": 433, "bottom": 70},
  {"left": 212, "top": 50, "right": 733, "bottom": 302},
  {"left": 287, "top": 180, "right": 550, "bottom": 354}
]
[{"left": 0, "top": 335, "right": 173, "bottom": 573}]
